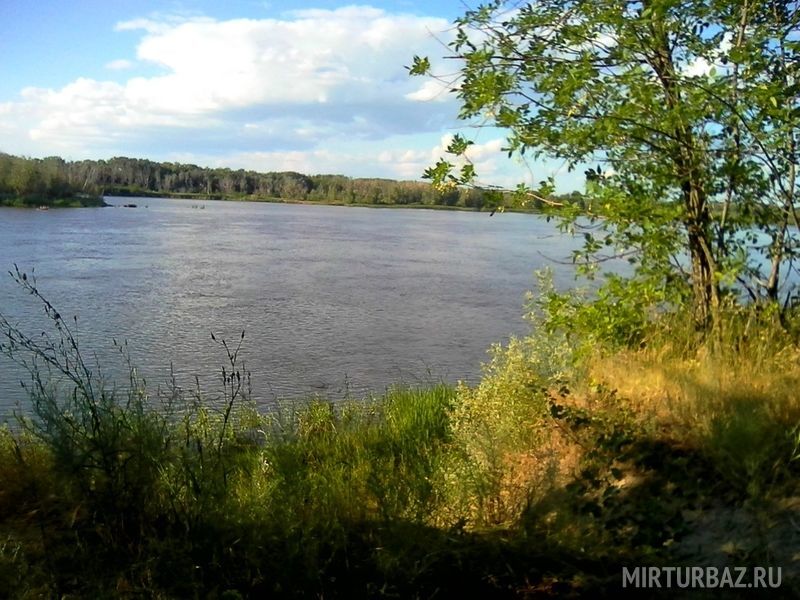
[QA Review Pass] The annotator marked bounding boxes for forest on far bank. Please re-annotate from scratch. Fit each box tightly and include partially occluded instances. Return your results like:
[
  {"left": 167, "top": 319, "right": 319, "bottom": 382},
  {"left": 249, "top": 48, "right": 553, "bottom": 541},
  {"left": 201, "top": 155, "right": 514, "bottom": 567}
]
[{"left": 0, "top": 152, "right": 585, "bottom": 210}]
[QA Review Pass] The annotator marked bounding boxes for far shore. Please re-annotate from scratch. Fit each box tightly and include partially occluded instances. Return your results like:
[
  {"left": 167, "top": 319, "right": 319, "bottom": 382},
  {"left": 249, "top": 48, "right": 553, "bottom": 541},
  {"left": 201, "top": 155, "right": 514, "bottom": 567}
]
[
  {"left": 0, "top": 188, "right": 544, "bottom": 215},
  {"left": 0, "top": 195, "right": 108, "bottom": 208},
  {"left": 102, "top": 190, "right": 541, "bottom": 214}
]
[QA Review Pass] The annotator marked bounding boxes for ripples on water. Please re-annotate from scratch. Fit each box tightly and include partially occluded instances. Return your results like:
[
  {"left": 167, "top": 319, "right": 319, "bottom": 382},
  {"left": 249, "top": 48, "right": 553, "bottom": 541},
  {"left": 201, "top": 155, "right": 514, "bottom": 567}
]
[{"left": 0, "top": 197, "right": 589, "bottom": 417}]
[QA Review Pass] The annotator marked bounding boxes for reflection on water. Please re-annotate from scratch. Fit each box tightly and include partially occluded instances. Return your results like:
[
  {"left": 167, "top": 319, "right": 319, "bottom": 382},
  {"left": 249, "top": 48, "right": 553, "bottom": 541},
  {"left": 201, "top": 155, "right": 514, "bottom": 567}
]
[{"left": 0, "top": 197, "right": 590, "bottom": 416}]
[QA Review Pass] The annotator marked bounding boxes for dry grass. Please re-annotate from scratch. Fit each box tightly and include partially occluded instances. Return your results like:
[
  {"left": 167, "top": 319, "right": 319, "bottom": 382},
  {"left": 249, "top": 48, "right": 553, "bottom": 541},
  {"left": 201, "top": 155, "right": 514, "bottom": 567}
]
[{"left": 578, "top": 332, "right": 800, "bottom": 504}]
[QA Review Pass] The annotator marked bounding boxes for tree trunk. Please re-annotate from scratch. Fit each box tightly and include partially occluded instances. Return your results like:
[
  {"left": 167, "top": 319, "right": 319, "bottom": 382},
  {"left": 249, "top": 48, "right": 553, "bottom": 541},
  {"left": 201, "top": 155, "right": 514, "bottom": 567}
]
[
  {"left": 645, "top": 8, "right": 720, "bottom": 329},
  {"left": 687, "top": 224, "right": 717, "bottom": 327},
  {"left": 682, "top": 177, "right": 720, "bottom": 328}
]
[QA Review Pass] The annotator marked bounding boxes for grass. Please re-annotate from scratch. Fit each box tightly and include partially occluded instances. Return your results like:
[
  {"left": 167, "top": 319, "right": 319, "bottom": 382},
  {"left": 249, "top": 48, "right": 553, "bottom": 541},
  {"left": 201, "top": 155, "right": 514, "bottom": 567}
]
[
  {"left": 0, "top": 380, "right": 533, "bottom": 597},
  {"left": 1, "top": 269, "right": 800, "bottom": 597}
]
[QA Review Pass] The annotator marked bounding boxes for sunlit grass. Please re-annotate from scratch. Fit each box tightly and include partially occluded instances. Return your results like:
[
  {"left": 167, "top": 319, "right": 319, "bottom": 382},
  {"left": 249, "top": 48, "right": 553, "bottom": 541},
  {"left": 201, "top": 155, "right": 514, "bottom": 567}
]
[{"left": 582, "top": 308, "right": 800, "bottom": 500}]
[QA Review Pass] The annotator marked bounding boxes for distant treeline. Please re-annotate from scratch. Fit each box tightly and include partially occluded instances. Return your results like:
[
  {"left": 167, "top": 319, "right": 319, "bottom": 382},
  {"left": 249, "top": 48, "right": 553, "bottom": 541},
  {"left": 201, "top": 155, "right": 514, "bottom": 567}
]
[
  {"left": 0, "top": 154, "right": 105, "bottom": 206},
  {"left": 0, "top": 153, "right": 585, "bottom": 210}
]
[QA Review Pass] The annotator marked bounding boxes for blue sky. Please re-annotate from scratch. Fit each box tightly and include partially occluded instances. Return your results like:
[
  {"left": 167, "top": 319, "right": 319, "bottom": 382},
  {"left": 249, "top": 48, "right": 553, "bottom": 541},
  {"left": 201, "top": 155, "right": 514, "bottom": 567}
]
[{"left": 0, "top": 1, "right": 581, "bottom": 190}]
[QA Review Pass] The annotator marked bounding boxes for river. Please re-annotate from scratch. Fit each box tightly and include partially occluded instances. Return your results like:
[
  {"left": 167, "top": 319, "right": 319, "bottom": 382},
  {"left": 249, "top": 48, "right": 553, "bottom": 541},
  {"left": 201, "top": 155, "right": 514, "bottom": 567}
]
[{"left": 0, "top": 197, "right": 588, "bottom": 416}]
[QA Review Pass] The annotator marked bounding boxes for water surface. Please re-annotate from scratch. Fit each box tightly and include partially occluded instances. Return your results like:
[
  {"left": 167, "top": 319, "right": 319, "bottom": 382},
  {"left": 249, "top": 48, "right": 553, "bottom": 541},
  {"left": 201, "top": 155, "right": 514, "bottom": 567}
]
[{"left": 0, "top": 198, "right": 587, "bottom": 415}]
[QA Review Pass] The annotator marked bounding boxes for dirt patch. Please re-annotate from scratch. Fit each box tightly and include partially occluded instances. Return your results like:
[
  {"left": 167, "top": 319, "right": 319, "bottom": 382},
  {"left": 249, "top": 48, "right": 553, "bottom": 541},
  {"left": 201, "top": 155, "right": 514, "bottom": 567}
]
[{"left": 670, "top": 497, "right": 800, "bottom": 587}]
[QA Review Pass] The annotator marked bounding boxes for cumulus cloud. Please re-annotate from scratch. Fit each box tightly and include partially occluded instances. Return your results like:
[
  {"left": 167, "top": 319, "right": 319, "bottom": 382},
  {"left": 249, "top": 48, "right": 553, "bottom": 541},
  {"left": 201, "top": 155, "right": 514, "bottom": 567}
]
[
  {"left": 119, "top": 10, "right": 452, "bottom": 112},
  {"left": 0, "top": 6, "right": 457, "bottom": 163}
]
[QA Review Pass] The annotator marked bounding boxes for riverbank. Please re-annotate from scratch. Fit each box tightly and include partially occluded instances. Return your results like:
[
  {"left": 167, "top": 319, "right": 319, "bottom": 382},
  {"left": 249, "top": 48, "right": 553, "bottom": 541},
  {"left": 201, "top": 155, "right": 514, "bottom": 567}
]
[
  {"left": 0, "top": 195, "right": 107, "bottom": 208},
  {"left": 1, "top": 274, "right": 798, "bottom": 597},
  {"left": 103, "top": 187, "right": 543, "bottom": 214}
]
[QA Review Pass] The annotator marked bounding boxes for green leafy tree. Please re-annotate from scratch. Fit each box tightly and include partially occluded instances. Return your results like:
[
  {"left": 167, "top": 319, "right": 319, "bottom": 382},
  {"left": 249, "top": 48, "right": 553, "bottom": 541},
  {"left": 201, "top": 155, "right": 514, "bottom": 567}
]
[
  {"left": 9, "top": 158, "right": 45, "bottom": 198},
  {"left": 411, "top": 0, "right": 800, "bottom": 329}
]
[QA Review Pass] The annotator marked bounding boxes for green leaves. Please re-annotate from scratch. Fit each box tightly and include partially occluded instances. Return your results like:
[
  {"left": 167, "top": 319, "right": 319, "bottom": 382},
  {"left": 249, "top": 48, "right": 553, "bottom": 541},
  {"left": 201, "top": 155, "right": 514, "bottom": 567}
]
[
  {"left": 422, "top": 159, "right": 455, "bottom": 188},
  {"left": 445, "top": 134, "right": 473, "bottom": 156},
  {"left": 407, "top": 55, "right": 430, "bottom": 76},
  {"left": 421, "top": 136, "right": 479, "bottom": 192}
]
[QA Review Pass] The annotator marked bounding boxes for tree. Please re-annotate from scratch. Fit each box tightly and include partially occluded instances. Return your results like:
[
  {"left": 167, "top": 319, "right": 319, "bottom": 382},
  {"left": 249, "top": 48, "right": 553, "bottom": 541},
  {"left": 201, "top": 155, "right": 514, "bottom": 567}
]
[
  {"left": 9, "top": 158, "right": 45, "bottom": 198},
  {"left": 411, "top": 0, "right": 800, "bottom": 329}
]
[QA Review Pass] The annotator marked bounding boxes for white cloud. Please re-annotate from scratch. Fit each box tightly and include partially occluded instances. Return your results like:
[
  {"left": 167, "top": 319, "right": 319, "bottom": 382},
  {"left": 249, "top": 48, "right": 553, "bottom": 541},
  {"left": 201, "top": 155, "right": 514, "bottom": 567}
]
[
  {"left": 0, "top": 7, "right": 456, "bottom": 161},
  {"left": 682, "top": 32, "right": 734, "bottom": 78},
  {"left": 352, "top": 134, "right": 515, "bottom": 183},
  {"left": 377, "top": 147, "right": 430, "bottom": 178},
  {"left": 683, "top": 56, "right": 713, "bottom": 77},
  {"left": 405, "top": 79, "right": 452, "bottom": 102},
  {"left": 464, "top": 138, "right": 504, "bottom": 162}
]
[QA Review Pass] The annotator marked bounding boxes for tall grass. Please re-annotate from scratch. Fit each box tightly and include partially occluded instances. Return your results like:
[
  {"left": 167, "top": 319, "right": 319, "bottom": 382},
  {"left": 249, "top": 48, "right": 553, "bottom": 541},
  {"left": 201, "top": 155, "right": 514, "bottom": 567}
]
[
  {"left": 580, "top": 305, "right": 800, "bottom": 499},
  {"left": 0, "top": 270, "right": 498, "bottom": 595}
]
